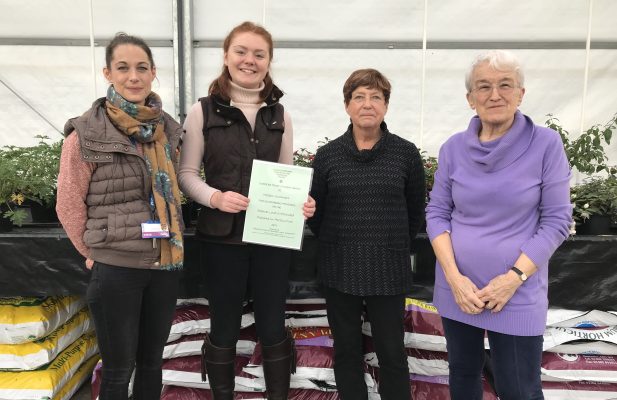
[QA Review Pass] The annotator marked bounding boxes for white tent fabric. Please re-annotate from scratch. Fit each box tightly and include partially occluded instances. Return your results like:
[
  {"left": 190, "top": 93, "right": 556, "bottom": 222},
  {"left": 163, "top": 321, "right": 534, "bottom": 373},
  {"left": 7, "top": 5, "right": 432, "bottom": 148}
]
[{"left": 0, "top": 0, "right": 615, "bottom": 167}]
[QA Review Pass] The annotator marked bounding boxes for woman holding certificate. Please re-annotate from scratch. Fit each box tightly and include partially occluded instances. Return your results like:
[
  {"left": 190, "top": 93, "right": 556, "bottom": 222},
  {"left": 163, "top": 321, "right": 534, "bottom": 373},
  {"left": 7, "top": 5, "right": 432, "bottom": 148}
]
[
  {"left": 178, "top": 21, "right": 315, "bottom": 399},
  {"left": 308, "top": 69, "right": 426, "bottom": 399}
]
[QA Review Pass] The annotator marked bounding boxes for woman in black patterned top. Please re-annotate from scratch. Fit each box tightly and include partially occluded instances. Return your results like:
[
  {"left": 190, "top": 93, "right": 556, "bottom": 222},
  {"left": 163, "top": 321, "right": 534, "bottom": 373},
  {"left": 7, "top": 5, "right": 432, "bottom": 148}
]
[{"left": 308, "top": 68, "right": 426, "bottom": 400}]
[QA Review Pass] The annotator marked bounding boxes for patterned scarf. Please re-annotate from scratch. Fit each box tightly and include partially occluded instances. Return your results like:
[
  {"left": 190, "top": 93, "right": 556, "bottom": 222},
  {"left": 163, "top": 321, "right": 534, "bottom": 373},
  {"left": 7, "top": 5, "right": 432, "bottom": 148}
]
[{"left": 105, "top": 85, "right": 183, "bottom": 270}]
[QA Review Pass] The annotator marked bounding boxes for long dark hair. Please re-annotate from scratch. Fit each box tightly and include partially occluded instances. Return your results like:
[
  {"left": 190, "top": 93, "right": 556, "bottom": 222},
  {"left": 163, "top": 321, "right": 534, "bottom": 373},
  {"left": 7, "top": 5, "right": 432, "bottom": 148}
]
[{"left": 208, "top": 21, "right": 275, "bottom": 101}]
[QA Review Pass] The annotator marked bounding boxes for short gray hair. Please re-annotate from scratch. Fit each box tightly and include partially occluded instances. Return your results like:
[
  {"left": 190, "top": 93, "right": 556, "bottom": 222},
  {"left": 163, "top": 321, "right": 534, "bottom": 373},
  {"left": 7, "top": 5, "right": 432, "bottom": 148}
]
[{"left": 465, "top": 50, "right": 524, "bottom": 92}]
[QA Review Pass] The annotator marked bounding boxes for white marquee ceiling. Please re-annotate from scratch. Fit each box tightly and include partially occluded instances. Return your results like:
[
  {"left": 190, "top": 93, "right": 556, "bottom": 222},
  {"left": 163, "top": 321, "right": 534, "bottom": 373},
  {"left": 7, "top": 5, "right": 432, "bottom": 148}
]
[{"left": 1, "top": 0, "right": 615, "bottom": 168}]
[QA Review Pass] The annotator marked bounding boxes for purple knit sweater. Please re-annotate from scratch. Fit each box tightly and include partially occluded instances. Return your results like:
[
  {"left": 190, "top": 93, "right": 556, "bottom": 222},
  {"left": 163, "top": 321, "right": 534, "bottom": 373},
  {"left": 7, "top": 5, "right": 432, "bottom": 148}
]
[{"left": 426, "top": 111, "right": 572, "bottom": 336}]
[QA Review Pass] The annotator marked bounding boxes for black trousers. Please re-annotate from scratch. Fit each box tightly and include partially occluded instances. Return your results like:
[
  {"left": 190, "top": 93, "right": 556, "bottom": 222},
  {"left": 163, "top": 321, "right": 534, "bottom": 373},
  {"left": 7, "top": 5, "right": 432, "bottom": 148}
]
[
  {"left": 325, "top": 287, "right": 410, "bottom": 400},
  {"left": 87, "top": 262, "right": 180, "bottom": 400},
  {"left": 203, "top": 242, "right": 291, "bottom": 347}
]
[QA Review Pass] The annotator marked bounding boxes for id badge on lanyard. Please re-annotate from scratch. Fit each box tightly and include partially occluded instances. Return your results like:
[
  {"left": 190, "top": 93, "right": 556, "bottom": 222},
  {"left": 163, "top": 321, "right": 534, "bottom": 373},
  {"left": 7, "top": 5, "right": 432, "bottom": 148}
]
[
  {"left": 141, "top": 221, "right": 170, "bottom": 239},
  {"left": 141, "top": 193, "right": 170, "bottom": 241}
]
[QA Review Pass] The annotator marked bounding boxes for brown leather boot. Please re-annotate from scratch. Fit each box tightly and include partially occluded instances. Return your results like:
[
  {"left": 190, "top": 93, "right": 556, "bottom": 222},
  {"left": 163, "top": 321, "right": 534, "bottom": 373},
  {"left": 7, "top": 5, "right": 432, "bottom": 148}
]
[
  {"left": 261, "top": 330, "right": 296, "bottom": 400},
  {"left": 201, "top": 333, "right": 235, "bottom": 400}
]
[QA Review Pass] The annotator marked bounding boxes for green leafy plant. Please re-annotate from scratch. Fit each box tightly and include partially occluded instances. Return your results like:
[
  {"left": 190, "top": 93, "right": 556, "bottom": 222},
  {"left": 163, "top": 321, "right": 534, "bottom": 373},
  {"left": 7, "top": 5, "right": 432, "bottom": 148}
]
[
  {"left": 0, "top": 163, "right": 28, "bottom": 226},
  {"left": 546, "top": 113, "right": 617, "bottom": 231},
  {"left": 546, "top": 113, "right": 616, "bottom": 177},
  {"left": 292, "top": 137, "right": 330, "bottom": 167},
  {"left": 570, "top": 176, "right": 617, "bottom": 224},
  {"left": 292, "top": 148, "right": 315, "bottom": 167},
  {"left": 421, "top": 151, "right": 438, "bottom": 203},
  {"left": 0, "top": 135, "right": 62, "bottom": 226}
]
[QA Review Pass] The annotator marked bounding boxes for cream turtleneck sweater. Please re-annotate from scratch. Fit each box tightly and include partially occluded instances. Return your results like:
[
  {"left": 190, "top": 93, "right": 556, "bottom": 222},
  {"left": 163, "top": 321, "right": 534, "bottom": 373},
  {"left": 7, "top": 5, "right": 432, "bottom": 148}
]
[{"left": 178, "top": 81, "right": 294, "bottom": 208}]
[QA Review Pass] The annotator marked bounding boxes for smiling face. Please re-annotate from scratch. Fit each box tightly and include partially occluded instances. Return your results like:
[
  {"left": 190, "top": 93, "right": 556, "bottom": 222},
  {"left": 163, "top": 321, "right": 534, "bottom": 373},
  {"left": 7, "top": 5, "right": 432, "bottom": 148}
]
[
  {"left": 224, "top": 31, "right": 271, "bottom": 90},
  {"left": 103, "top": 44, "right": 156, "bottom": 105},
  {"left": 466, "top": 61, "right": 525, "bottom": 130},
  {"left": 345, "top": 86, "right": 388, "bottom": 132}
]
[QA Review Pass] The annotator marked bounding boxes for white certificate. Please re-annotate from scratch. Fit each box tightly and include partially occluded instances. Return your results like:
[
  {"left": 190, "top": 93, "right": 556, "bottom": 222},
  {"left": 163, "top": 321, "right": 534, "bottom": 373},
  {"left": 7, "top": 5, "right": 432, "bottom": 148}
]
[{"left": 242, "top": 160, "right": 313, "bottom": 250}]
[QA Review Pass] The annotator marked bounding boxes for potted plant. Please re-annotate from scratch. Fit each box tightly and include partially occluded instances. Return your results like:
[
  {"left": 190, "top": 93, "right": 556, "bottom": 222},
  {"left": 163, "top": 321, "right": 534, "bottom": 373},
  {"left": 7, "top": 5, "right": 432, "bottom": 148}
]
[
  {"left": 292, "top": 137, "right": 331, "bottom": 168},
  {"left": 0, "top": 159, "right": 27, "bottom": 230},
  {"left": 546, "top": 113, "right": 617, "bottom": 235},
  {"left": 421, "top": 151, "right": 438, "bottom": 204},
  {"left": 546, "top": 113, "right": 616, "bottom": 177},
  {"left": 0, "top": 135, "right": 62, "bottom": 228},
  {"left": 293, "top": 147, "right": 316, "bottom": 167},
  {"left": 0, "top": 149, "right": 34, "bottom": 229},
  {"left": 570, "top": 176, "right": 617, "bottom": 235}
]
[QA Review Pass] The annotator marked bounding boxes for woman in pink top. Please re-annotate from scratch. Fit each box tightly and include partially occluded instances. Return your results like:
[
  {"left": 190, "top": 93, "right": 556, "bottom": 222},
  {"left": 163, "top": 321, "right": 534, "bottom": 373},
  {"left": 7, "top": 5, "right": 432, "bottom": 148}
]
[
  {"left": 56, "top": 33, "right": 183, "bottom": 400},
  {"left": 179, "top": 21, "right": 314, "bottom": 399}
]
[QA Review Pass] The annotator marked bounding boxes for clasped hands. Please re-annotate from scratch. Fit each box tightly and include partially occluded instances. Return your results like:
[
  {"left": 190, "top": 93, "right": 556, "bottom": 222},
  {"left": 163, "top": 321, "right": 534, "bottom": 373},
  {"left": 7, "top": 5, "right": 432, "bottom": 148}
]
[
  {"left": 210, "top": 190, "right": 316, "bottom": 219},
  {"left": 448, "top": 270, "right": 523, "bottom": 315}
]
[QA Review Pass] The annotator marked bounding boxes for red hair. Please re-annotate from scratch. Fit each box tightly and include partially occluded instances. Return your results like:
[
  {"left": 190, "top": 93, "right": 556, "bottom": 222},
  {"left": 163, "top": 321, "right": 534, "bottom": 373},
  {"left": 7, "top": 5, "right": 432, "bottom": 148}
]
[{"left": 208, "top": 21, "right": 275, "bottom": 101}]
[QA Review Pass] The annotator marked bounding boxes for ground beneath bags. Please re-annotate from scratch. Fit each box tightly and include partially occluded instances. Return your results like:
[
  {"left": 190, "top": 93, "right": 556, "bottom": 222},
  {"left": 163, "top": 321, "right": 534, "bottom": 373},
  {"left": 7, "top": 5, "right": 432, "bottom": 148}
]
[{"left": 71, "top": 381, "right": 90, "bottom": 400}]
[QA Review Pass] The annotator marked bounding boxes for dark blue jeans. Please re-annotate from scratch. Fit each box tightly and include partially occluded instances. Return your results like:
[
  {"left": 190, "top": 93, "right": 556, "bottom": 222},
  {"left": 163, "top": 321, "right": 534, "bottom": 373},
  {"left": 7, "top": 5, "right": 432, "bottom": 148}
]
[
  {"left": 87, "top": 262, "right": 180, "bottom": 400},
  {"left": 442, "top": 317, "right": 544, "bottom": 400},
  {"left": 203, "top": 242, "right": 291, "bottom": 348},
  {"left": 325, "top": 287, "right": 410, "bottom": 400}
]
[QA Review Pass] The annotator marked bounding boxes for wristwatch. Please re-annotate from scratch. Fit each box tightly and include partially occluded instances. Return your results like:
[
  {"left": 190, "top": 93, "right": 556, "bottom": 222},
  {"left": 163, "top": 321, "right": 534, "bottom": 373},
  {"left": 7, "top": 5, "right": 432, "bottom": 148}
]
[{"left": 511, "top": 266, "right": 528, "bottom": 282}]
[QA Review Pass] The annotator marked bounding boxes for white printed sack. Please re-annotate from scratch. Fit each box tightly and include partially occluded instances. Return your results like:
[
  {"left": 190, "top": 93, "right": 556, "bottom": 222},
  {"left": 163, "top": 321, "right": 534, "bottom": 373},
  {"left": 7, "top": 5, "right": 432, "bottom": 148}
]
[
  {"left": 364, "top": 337, "right": 449, "bottom": 376},
  {"left": 162, "top": 354, "right": 259, "bottom": 392},
  {"left": 541, "top": 352, "right": 617, "bottom": 382},
  {"left": 386, "top": 299, "right": 617, "bottom": 356},
  {"left": 168, "top": 304, "right": 255, "bottom": 342},
  {"left": 0, "top": 308, "right": 93, "bottom": 370},
  {"left": 243, "top": 330, "right": 375, "bottom": 392},
  {"left": 0, "top": 331, "right": 98, "bottom": 400},
  {"left": 164, "top": 327, "right": 257, "bottom": 359},
  {"left": 543, "top": 326, "right": 617, "bottom": 354},
  {"left": 176, "top": 298, "right": 210, "bottom": 307},
  {"left": 542, "top": 380, "right": 617, "bottom": 399},
  {"left": 162, "top": 385, "right": 341, "bottom": 400},
  {"left": 547, "top": 308, "right": 617, "bottom": 328},
  {"left": 0, "top": 297, "right": 86, "bottom": 344},
  {"left": 363, "top": 298, "right": 451, "bottom": 352},
  {"left": 49, "top": 355, "right": 99, "bottom": 400},
  {"left": 284, "top": 303, "right": 329, "bottom": 328}
]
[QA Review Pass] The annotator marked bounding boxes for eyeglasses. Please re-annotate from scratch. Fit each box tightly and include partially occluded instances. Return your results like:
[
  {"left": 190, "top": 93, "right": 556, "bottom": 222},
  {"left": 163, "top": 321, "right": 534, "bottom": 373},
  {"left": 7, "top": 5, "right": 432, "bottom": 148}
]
[{"left": 471, "top": 82, "right": 519, "bottom": 96}]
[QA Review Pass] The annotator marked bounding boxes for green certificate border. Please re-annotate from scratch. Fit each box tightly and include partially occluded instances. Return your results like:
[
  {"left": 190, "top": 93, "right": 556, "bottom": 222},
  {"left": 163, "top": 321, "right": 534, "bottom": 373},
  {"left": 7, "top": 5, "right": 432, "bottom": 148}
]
[{"left": 242, "top": 160, "right": 313, "bottom": 250}]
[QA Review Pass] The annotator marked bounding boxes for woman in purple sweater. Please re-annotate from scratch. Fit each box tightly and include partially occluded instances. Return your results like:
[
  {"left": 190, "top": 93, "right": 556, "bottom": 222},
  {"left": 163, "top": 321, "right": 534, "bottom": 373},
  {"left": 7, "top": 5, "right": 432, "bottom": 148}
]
[{"left": 426, "top": 50, "right": 572, "bottom": 400}]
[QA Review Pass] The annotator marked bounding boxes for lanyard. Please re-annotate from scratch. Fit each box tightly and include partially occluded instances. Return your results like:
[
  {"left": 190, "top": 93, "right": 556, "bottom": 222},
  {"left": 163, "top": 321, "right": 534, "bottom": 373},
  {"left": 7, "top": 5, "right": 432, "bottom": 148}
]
[{"left": 150, "top": 193, "right": 156, "bottom": 215}]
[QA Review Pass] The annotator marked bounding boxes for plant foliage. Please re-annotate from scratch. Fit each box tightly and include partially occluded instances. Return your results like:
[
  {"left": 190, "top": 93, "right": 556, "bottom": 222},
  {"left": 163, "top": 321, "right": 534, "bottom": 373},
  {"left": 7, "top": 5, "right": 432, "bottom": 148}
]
[
  {"left": 570, "top": 176, "right": 617, "bottom": 224},
  {"left": 546, "top": 113, "right": 616, "bottom": 177},
  {"left": 0, "top": 135, "right": 62, "bottom": 226}
]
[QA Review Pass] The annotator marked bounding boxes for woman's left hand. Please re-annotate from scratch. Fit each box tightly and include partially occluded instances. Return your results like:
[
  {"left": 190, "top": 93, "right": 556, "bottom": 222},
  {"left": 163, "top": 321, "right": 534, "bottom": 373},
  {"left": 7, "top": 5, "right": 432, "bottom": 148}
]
[
  {"left": 302, "top": 195, "right": 316, "bottom": 219},
  {"left": 476, "top": 271, "right": 523, "bottom": 313}
]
